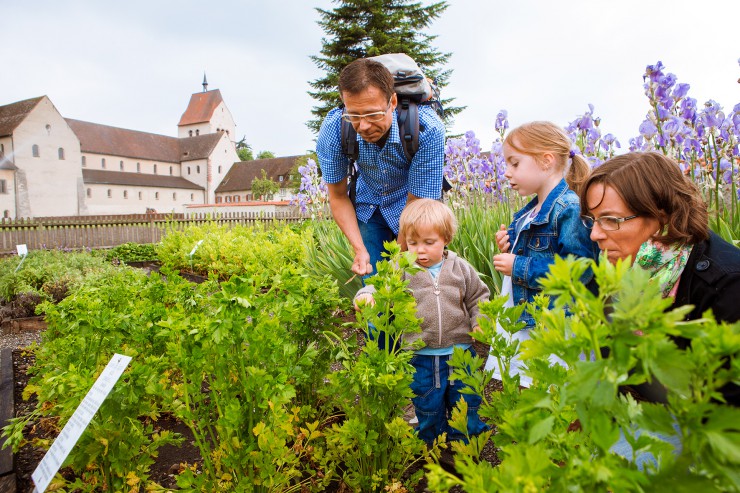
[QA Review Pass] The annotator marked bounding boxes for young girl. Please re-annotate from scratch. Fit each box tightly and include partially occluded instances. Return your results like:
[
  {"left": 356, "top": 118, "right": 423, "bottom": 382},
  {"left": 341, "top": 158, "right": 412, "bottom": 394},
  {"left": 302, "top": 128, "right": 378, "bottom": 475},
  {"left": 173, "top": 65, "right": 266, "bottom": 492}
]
[{"left": 485, "top": 121, "right": 599, "bottom": 386}]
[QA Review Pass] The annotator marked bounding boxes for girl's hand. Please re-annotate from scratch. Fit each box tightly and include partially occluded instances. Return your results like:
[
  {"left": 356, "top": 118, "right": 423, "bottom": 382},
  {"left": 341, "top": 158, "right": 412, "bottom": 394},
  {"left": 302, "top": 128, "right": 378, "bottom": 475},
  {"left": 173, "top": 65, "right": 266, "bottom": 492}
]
[
  {"left": 493, "top": 253, "right": 515, "bottom": 276},
  {"left": 495, "top": 224, "right": 510, "bottom": 253},
  {"left": 354, "top": 293, "right": 376, "bottom": 311}
]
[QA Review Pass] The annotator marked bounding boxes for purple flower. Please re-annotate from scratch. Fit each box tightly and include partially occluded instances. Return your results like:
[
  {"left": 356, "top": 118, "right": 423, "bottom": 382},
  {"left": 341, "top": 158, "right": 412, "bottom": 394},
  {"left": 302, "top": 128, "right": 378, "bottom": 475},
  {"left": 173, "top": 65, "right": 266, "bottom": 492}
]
[
  {"left": 639, "top": 119, "right": 658, "bottom": 139},
  {"left": 494, "top": 110, "right": 509, "bottom": 134}
]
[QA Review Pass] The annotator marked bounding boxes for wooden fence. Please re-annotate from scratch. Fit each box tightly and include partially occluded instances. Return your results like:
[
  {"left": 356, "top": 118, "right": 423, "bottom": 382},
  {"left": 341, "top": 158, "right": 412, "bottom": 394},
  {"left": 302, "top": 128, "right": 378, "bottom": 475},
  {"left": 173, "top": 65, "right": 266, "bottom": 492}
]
[{"left": 0, "top": 212, "right": 308, "bottom": 255}]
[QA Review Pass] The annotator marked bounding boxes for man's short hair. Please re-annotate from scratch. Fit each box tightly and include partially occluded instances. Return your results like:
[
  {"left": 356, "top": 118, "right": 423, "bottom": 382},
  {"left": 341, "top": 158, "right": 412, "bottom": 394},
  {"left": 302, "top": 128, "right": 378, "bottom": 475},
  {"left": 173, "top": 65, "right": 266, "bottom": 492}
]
[
  {"left": 339, "top": 58, "right": 395, "bottom": 100},
  {"left": 399, "top": 198, "right": 457, "bottom": 243}
]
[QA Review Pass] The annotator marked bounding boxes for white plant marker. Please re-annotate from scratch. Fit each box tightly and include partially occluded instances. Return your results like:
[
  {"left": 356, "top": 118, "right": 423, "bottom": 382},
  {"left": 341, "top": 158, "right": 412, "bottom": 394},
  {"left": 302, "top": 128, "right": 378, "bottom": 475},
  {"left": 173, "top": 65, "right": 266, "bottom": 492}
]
[{"left": 32, "top": 353, "right": 132, "bottom": 493}]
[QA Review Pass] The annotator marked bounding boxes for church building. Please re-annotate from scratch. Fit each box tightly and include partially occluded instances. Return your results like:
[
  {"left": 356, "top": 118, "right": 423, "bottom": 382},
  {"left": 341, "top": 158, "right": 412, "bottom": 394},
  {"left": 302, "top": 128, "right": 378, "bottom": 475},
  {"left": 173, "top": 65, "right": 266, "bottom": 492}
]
[{"left": 0, "top": 78, "right": 240, "bottom": 218}]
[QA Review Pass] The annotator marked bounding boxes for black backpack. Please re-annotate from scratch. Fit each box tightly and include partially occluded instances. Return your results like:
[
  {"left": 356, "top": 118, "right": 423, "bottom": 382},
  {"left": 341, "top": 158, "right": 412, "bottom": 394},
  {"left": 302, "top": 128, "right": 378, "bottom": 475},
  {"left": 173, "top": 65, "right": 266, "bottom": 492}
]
[{"left": 339, "top": 53, "right": 449, "bottom": 205}]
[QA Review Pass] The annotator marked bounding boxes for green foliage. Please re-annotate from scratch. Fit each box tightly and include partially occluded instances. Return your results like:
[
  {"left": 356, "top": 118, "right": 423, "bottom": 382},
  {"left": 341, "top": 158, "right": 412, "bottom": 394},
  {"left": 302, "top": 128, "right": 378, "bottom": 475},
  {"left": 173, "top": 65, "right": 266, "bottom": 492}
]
[
  {"left": 304, "top": 220, "right": 363, "bottom": 300},
  {"left": 3, "top": 223, "right": 346, "bottom": 491},
  {"left": 157, "top": 221, "right": 309, "bottom": 279},
  {"left": 168, "top": 263, "right": 343, "bottom": 491},
  {"left": 433, "top": 256, "right": 740, "bottom": 492},
  {"left": 308, "top": 0, "right": 458, "bottom": 133},
  {"left": 257, "top": 150, "right": 276, "bottom": 159},
  {"left": 236, "top": 135, "right": 254, "bottom": 161},
  {"left": 0, "top": 250, "right": 121, "bottom": 304},
  {"left": 320, "top": 241, "right": 431, "bottom": 491},
  {"left": 251, "top": 169, "right": 281, "bottom": 200},
  {"left": 104, "top": 242, "right": 158, "bottom": 263},
  {"left": 448, "top": 198, "right": 514, "bottom": 296}
]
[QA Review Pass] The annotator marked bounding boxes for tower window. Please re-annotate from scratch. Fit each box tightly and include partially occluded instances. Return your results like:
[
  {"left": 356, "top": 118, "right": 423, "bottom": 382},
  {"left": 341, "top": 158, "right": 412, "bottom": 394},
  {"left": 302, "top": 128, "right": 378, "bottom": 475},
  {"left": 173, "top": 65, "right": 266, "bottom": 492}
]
[
  {"left": 58, "top": 148, "right": 65, "bottom": 160},
  {"left": 32, "top": 144, "right": 39, "bottom": 157}
]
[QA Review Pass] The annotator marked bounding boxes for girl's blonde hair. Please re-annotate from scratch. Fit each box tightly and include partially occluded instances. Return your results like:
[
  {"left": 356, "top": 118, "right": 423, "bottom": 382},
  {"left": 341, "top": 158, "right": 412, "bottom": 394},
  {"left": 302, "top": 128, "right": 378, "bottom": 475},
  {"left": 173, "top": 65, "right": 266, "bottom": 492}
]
[
  {"left": 504, "top": 121, "right": 590, "bottom": 194},
  {"left": 399, "top": 198, "right": 457, "bottom": 243}
]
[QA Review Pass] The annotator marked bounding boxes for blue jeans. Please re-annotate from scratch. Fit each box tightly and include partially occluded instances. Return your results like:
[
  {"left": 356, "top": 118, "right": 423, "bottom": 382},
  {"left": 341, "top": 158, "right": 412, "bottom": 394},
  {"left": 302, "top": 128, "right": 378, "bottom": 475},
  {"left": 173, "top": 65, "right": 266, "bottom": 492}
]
[
  {"left": 357, "top": 208, "right": 396, "bottom": 281},
  {"left": 358, "top": 208, "right": 396, "bottom": 351},
  {"left": 410, "top": 351, "right": 489, "bottom": 445}
]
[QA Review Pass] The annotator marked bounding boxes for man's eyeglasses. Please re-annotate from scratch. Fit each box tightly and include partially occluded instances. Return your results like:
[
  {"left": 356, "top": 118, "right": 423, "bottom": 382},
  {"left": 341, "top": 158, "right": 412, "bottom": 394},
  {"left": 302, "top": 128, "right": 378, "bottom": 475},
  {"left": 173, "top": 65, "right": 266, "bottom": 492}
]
[
  {"left": 341, "top": 97, "right": 393, "bottom": 124},
  {"left": 580, "top": 214, "right": 639, "bottom": 231}
]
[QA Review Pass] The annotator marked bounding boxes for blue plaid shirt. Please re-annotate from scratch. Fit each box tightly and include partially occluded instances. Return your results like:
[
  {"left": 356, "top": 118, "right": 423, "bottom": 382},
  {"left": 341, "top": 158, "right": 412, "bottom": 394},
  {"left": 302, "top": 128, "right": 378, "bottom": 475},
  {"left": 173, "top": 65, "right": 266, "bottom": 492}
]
[{"left": 316, "top": 105, "right": 445, "bottom": 234}]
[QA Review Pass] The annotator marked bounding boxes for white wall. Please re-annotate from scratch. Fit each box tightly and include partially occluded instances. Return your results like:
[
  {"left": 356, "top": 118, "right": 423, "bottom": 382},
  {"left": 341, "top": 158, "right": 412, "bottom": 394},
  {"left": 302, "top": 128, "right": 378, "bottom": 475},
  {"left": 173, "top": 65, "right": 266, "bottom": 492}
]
[
  {"left": 84, "top": 184, "right": 205, "bottom": 215},
  {"left": 0, "top": 169, "right": 15, "bottom": 218},
  {"left": 12, "top": 97, "right": 83, "bottom": 217}
]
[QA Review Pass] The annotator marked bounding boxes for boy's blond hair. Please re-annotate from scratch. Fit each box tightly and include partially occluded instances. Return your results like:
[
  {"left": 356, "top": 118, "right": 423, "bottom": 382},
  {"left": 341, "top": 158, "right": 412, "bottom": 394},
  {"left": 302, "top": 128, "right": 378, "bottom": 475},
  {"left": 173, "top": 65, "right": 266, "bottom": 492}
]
[{"left": 399, "top": 198, "right": 457, "bottom": 243}]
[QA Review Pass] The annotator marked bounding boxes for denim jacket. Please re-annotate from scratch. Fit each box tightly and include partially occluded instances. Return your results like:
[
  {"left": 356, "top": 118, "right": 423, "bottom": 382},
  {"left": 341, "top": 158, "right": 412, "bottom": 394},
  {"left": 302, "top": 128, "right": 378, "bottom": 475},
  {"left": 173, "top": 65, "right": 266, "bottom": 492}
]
[{"left": 508, "top": 179, "right": 599, "bottom": 327}]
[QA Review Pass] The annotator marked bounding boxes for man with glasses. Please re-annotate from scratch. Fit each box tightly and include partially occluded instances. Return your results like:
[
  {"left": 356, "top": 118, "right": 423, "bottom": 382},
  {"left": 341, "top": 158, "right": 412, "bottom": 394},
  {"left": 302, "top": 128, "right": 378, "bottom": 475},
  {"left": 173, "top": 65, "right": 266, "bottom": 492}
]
[{"left": 316, "top": 57, "right": 446, "bottom": 279}]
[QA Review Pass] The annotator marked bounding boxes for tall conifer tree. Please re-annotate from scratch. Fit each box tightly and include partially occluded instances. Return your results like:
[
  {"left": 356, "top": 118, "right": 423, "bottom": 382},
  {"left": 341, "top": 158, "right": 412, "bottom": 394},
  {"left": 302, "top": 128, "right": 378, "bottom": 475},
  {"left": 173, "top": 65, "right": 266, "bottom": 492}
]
[{"left": 308, "top": 0, "right": 458, "bottom": 133}]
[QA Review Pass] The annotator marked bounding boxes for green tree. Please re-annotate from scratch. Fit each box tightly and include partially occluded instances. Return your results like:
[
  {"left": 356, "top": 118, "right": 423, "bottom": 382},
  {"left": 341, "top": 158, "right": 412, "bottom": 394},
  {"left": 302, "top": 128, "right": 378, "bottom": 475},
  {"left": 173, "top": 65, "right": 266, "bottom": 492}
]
[
  {"left": 236, "top": 136, "right": 253, "bottom": 161},
  {"left": 251, "top": 169, "right": 280, "bottom": 200},
  {"left": 307, "top": 0, "right": 458, "bottom": 133},
  {"left": 256, "top": 150, "right": 276, "bottom": 160}
]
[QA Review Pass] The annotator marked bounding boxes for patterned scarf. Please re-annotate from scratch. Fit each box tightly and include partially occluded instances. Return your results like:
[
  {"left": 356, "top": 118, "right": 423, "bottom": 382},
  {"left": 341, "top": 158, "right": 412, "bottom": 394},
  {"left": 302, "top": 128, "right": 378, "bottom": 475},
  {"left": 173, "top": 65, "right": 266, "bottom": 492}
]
[{"left": 634, "top": 239, "right": 693, "bottom": 299}]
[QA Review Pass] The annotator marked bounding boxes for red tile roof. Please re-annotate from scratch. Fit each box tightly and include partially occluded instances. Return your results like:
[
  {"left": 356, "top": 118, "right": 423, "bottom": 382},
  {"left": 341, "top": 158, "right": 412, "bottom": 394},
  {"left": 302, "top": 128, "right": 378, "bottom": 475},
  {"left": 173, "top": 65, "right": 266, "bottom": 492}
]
[
  {"left": 215, "top": 156, "right": 300, "bottom": 193},
  {"left": 180, "top": 133, "right": 224, "bottom": 162},
  {"left": 82, "top": 169, "right": 203, "bottom": 189},
  {"left": 0, "top": 96, "right": 44, "bottom": 137},
  {"left": 178, "top": 90, "right": 224, "bottom": 126},
  {"left": 68, "top": 119, "right": 181, "bottom": 163}
]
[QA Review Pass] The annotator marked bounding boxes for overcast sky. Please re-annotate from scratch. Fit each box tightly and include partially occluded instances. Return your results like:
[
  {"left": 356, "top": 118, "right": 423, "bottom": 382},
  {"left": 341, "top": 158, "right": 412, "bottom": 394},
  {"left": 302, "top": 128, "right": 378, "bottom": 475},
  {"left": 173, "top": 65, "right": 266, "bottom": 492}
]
[{"left": 3, "top": 0, "right": 738, "bottom": 157}]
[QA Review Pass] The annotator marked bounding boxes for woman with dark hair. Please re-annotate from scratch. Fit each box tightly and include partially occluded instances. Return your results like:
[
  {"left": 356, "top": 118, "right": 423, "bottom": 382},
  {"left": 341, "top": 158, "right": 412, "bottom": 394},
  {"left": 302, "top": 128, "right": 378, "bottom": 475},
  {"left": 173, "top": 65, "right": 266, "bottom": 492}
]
[
  {"left": 579, "top": 151, "right": 740, "bottom": 467},
  {"left": 580, "top": 151, "right": 740, "bottom": 329}
]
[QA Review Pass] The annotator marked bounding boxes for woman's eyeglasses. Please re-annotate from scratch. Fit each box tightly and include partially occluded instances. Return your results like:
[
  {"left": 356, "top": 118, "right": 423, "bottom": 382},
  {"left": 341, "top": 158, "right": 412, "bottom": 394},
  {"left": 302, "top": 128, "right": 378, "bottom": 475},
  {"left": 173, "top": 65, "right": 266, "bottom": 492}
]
[
  {"left": 341, "top": 97, "right": 393, "bottom": 124},
  {"left": 580, "top": 214, "right": 639, "bottom": 231}
]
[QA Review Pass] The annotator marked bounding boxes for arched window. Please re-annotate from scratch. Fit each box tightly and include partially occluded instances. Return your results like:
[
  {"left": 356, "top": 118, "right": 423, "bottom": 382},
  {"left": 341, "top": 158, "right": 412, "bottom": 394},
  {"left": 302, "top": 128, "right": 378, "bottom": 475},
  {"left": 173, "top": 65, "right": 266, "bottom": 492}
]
[
  {"left": 195, "top": 129, "right": 200, "bottom": 136},
  {"left": 169, "top": 166, "right": 173, "bottom": 176},
  {"left": 196, "top": 165, "right": 200, "bottom": 173},
  {"left": 123, "top": 190, "right": 128, "bottom": 199},
  {"left": 86, "top": 188, "right": 91, "bottom": 198},
  {"left": 155, "top": 192, "right": 159, "bottom": 200},
  {"left": 190, "top": 193, "right": 194, "bottom": 201},
  {"left": 120, "top": 160, "right": 124, "bottom": 171},
  {"left": 58, "top": 148, "right": 65, "bottom": 160},
  {"left": 172, "top": 192, "right": 177, "bottom": 200},
  {"left": 101, "top": 158, "right": 106, "bottom": 169},
  {"left": 136, "top": 162, "right": 141, "bottom": 173},
  {"left": 82, "top": 156, "right": 86, "bottom": 167},
  {"left": 187, "top": 167, "right": 191, "bottom": 175},
  {"left": 218, "top": 165, "right": 222, "bottom": 173},
  {"left": 32, "top": 144, "right": 39, "bottom": 157},
  {"left": 138, "top": 191, "right": 142, "bottom": 200},
  {"left": 188, "top": 130, "right": 193, "bottom": 137},
  {"left": 153, "top": 164, "right": 157, "bottom": 174},
  {"left": 0, "top": 143, "right": 4, "bottom": 155},
  {"left": 107, "top": 189, "right": 112, "bottom": 198}
]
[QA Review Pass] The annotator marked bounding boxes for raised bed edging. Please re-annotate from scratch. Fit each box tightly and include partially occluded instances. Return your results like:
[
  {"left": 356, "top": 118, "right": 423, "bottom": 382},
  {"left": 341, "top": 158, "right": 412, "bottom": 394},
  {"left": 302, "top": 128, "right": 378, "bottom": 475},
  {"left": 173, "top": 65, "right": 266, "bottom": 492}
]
[{"left": 0, "top": 347, "right": 16, "bottom": 492}]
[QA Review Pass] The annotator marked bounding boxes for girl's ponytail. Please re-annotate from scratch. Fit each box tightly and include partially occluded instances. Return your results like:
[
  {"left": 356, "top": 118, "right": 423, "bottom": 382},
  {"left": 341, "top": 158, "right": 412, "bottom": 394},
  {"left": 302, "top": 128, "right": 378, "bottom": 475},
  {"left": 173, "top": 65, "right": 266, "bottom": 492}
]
[{"left": 566, "top": 154, "right": 590, "bottom": 195}]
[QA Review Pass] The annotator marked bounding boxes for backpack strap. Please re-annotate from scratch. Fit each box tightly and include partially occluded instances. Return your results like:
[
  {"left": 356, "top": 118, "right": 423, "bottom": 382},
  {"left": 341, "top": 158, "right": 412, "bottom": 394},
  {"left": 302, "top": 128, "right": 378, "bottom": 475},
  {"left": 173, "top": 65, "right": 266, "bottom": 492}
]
[
  {"left": 396, "top": 96, "right": 419, "bottom": 163},
  {"left": 340, "top": 116, "right": 360, "bottom": 206}
]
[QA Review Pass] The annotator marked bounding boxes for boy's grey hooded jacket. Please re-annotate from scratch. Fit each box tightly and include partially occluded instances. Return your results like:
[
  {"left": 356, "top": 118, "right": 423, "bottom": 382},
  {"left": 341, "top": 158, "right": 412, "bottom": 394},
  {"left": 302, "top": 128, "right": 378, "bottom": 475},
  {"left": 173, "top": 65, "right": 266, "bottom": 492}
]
[{"left": 355, "top": 250, "right": 490, "bottom": 349}]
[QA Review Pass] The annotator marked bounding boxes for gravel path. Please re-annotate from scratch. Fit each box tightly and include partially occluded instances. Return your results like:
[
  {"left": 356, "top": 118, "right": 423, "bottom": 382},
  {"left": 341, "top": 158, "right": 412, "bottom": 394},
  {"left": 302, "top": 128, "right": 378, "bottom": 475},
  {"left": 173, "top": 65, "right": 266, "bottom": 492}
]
[{"left": 0, "top": 328, "right": 43, "bottom": 350}]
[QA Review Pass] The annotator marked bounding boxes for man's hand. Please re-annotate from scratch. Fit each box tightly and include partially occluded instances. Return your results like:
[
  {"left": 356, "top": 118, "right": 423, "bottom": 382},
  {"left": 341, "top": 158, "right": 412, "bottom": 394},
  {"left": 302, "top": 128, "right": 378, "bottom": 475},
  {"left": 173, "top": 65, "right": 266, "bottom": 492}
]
[
  {"left": 493, "top": 253, "right": 515, "bottom": 276},
  {"left": 495, "top": 224, "right": 510, "bottom": 253},
  {"left": 352, "top": 249, "right": 373, "bottom": 276},
  {"left": 354, "top": 293, "right": 376, "bottom": 311}
]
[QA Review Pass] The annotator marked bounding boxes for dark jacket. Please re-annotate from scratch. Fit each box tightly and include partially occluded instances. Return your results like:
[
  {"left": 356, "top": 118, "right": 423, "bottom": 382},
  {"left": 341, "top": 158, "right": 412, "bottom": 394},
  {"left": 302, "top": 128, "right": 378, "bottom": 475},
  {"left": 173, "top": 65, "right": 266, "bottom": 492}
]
[{"left": 634, "top": 232, "right": 740, "bottom": 406}]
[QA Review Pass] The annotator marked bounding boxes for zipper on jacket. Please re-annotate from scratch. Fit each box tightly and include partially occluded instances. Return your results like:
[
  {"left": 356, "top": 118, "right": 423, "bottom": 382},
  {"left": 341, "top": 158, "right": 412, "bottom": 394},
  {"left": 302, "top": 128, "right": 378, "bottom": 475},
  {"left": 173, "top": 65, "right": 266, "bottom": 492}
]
[{"left": 429, "top": 271, "right": 443, "bottom": 346}]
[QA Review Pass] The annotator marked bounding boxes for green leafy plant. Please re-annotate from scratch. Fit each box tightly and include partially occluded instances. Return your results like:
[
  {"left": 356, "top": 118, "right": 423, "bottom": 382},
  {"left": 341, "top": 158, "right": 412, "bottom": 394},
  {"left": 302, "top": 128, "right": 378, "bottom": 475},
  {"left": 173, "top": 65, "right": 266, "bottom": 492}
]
[
  {"left": 320, "top": 241, "right": 433, "bottom": 492},
  {"left": 429, "top": 256, "right": 740, "bottom": 492}
]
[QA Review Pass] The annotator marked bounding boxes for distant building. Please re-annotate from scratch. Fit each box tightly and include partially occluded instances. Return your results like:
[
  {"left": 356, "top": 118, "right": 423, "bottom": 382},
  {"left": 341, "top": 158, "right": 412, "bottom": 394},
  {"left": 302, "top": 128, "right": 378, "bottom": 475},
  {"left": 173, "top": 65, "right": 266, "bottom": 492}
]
[
  {"left": 0, "top": 84, "right": 248, "bottom": 218},
  {"left": 214, "top": 155, "right": 299, "bottom": 203}
]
